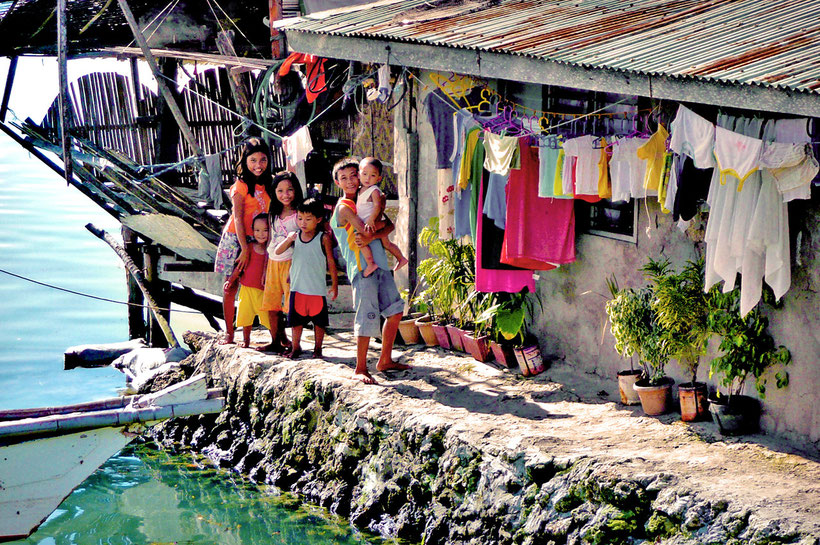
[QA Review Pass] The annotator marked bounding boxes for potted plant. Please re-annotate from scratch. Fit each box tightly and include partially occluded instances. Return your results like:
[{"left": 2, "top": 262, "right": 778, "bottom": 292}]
[
  {"left": 644, "top": 258, "right": 713, "bottom": 421},
  {"left": 605, "top": 278, "right": 646, "bottom": 406},
  {"left": 477, "top": 289, "right": 543, "bottom": 375},
  {"left": 398, "top": 287, "right": 426, "bottom": 345},
  {"left": 706, "top": 288, "right": 791, "bottom": 435},
  {"left": 606, "top": 273, "right": 674, "bottom": 415},
  {"left": 415, "top": 217, "right": 475, "bottom": 352},
  {"left": 461, "top": 290, "right": 495, "bottom": 363}
]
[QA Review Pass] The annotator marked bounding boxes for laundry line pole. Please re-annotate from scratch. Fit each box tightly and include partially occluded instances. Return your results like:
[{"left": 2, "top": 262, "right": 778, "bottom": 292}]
[
  {"left": 57, "top": 0, "right": 72, "bottom": 185},
  {"left": 116, "top": 0, "right": 204, "bottom": 163}
]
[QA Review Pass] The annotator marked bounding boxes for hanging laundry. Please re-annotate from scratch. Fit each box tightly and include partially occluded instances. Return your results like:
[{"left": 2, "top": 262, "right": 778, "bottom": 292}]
[
  {"left": 483, "top": 172, "right": 509, "bottom": 229},
  {"left": 772, "top": 117, "right": 817, "bottom": 200},
  {"left": 475, "top": 167, "right": 535, "bottom": 294},
  {"left": 669, "top": 104, "right": 716, "bottom": 169},
  {"left": 597, "top": 138, "right": 612, "bottom": 199},
  {"left": 483, "top": 131, "right": 519, "bottom": 176},
  {"left": 452, "top": 110, "right": 478, "bottom": 239},
  {"left": 656, "top": 152, "right": 673, "bottom": 213},
  {"left": 610, "top": 136, "right": 650, "bottom": 202},
  {"left": 467, "top": 126, "right": 485, "bottom": 242},
  {"left": 760, "top": 142, "right": 819, "bottom": 200},
  {"left": 423, "top": 88, "right": 459, "bottom": 169},
  {"left": 279, "top": 52, "right": 327, "bottom": 104},
  {"left": 553, "top": 148, "right": 567, "bottom": 197},
  {"left": 538, "top": 141, "right": 570, "bottom": 199},
  {"left": 562, "top": 135, "right": 599, "bottom": 197},
  {"left": 502, "top": 142, "right": 574, "bottom": 269},
  {"left": 636, "top": 124, "right": 669, "bottom": 194},
  {"left": 437, "top": 169, "right": 456, "bottom": 239},
  {"left": 282, "top": 125, "right": 313, "bottom": 165},
  {"left": 671, "top": 155, "right": 712, "bottom": 221},
  {"left": 713, "top": 125, "right": 763, "bottom": 191},
  {"left": 196, "top": 153, "right": 224, "bottom": 209},
  {"left": 376, "top": 64, "right": 392, "bottom": 103}
]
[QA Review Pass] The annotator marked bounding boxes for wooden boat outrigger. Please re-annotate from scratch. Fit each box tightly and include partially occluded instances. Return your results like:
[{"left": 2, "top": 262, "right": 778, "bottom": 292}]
[{"left": 0, "top": 374, "right": 224, "bottom": 542}]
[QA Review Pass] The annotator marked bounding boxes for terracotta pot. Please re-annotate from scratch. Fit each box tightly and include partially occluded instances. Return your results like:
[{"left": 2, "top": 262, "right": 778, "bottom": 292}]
[
  {"left": 431, "top": 322, "right": 451, "bottom": 349},
  {"left": 490, "top": 341, "right": 517, "bottom": 369},
  {"left": 462, "top": 333, "right": 493, "bottom": 362},
  {"left": 415, "top": 316, "right": 438, "bottom": 347},
  {"left": 709, "top": 395, "right": 760, "bottom": 436},
  {"left": 678, "top": 382, "right": 709, "bottom": 422},
  {"left": 398, "top": 315, "right": 422, "bottom": 345},
  {"left": 617, "top": 369, "right": 642, "bottom": 406},
  {"left": 633, "top": 377, "right": 674, "bottom": 416},
  {"left": 445, "top": 324, "right": 465, "bottom": 352},
  {"left": 514, "top": 344, "right": 545, "bottom": 376}
]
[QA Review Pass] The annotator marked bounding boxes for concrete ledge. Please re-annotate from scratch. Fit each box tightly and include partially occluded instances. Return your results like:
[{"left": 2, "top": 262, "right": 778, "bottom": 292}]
[{"left": 150, "top": 330, "right": 820, "bottom": 544}]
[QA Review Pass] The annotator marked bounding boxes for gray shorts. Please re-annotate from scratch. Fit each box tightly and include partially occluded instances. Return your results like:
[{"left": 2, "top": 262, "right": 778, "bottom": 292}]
[{"left": 351, "top": 268, "right": 404, "bottom": 338}]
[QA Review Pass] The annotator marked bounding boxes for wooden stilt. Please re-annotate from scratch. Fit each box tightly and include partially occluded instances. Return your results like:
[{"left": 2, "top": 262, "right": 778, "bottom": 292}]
[
  {"left": 122, "top": 226, "right": 146, "bottom": 341},
  {"left": 0, "top": 56, "right": 17, "bottom": 122},
  {"left": 216, "top": 30, "right": 252, "bottom": 137},
  {"left": 85, "top": 223, "right": 180, "bottom": 349},
  {"left": 142, "top": 244, "right": 171, "bottom": 349},
  {"left": 116, "top": 0, "right": 204, "bottom": 160},
  {"left": 57, "top": 0, "right": 73, "bottom": 185},
  {"left": 154, "top": 58, "right": 181, "bottom": 184}
]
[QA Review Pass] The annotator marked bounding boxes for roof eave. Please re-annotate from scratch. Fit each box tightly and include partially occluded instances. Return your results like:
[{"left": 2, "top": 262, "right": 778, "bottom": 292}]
[{"left": 284, "top": 30, "right": 820, "bottom": 118}]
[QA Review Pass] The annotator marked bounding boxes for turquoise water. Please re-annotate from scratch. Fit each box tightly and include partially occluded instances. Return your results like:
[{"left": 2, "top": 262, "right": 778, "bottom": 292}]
[{"left": 0, "top": 132, "right": 389, "bottom": 544}]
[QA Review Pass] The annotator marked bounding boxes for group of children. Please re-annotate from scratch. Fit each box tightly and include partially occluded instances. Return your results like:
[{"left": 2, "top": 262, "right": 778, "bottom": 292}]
[{"left": 214, "top": 137, "right": 407, "bottom": 369}]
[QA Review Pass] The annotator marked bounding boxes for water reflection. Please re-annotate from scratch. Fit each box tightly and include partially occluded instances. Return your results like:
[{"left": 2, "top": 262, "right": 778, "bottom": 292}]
[{"left": 23, "top": 443, "right": 398, "bottom": 545}]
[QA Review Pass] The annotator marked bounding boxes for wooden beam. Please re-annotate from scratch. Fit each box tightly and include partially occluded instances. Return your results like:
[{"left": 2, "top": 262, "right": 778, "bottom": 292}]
[
  {"left": 269, "top": 0, "right": 284, "bottom": 59},
  {"left": 0, "top": 56, "right": 17, "bottom": 122},
  {"left": 57, "top": 0, "right": 73, "bottom": 185},
  {"left": 116, "top": 0, "right": 204, "bottom": 160},
  {"left": 85, "top": 223, "right": 180, "bottom": 349}
]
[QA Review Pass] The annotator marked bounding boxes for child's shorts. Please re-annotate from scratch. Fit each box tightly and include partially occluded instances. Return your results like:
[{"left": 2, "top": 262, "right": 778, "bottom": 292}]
[
  {"left": 287, "top": 292, "right": 328, "bottom": 329},
  {"left": 214, "top": 231, "right": 242, "bottom": 276},
  {"left": 261, "top": 259, "right": 291, "bottom": 312},
  {"left": 236, "top": 285, "right": 271, "bottom": 329}
]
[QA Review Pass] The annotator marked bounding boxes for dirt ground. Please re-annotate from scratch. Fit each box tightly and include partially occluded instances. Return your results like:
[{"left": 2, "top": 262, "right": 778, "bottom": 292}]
[{"left": 231, "top": 319, "right": 820, "bottom": 538}]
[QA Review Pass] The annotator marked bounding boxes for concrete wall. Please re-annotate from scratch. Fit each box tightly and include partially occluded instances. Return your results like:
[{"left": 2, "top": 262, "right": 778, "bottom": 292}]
[{"left": 403, "top": 71, "right": 820, "bottom": 450}]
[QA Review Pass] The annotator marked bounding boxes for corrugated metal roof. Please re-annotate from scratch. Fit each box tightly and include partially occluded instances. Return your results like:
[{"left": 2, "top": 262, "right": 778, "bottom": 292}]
[{"left": 280, "top": 0, "right": 820, "bottom": 94}]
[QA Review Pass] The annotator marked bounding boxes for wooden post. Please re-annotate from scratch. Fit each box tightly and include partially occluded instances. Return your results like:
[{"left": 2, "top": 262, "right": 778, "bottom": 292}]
[
  {"left": 269, "top": 0, "right": 284, "bottom": 59},
  {"left": 116, "top": 0, "right": 204, "bottom": 160},
  {"left": 0, "top": 56, "right": 17, "bottom": 122},
  {"left": 216, "top": 30, "right": 252, "bottom": 137},
  {"left": 57, "top": 0, "right": 73, "bottom": 185},
  {"left": 143, "top": 244, "right": 171, "bottom": 349},
  {"left": 122, "top": 226, "right": 146, "bottom": 340},
  {"left": 154, "top": 58, "right": 181, "bottom": 184},
  {"left": 85, "top": 223, "right": 180, "bottom": 348}
]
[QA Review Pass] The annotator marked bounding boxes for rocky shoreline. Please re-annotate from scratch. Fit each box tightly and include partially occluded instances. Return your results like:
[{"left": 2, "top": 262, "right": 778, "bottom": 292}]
[{"left": 148, "top": 330, "right": 820, "bottom": 545}]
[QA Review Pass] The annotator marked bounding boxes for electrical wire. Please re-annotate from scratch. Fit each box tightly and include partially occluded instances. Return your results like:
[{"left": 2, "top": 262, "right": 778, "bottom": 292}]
[{"left": 0, "top": 268, "right": 203, "bottom": 314}]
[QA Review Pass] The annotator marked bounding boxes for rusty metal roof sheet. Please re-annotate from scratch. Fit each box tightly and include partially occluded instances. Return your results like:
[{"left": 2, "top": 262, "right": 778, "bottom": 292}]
[{"left": 281, "top": 0, "right": 820, "bottom": 94}]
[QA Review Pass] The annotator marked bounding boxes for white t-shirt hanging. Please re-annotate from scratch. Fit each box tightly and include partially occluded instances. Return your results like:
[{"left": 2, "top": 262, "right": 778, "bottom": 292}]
[
  {"left": 610, "top": 137, "right": 650, "bottom": 201},
  {"left": 669, "top": 104, "right": 716, "bottom": 169},
  {"left": 283, "top": 126, "right": 313, "bottom": 165},
  {"left": 483, "top": 131, "right": 519, "bottom": 176},
  {"left": 562, "top": 135, "right": 598, "bottom": 196}
]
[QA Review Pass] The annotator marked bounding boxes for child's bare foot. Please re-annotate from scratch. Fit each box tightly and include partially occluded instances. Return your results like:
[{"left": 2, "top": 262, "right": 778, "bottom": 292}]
[
  {"left": 218, "top": 332, "right": 235, "bottom": 345},
  {"left": 313, "top": 348, "right": 323, "bottom": 359},
  {"left": 285, "top": 346, "right": 303, "bottom": 359},
  {"left": 352, "top": 370, "right": 377, "bottom": 384},
  {"left": 376, "top": 360, "right": 411, "bottom": 372},
  {"left": 256, "top": 342, "right": 284, "bottom": 353},
  {"left": 240, "top": 341, "right": 250, "bottom": 348},
  {"left": 363, "top": 262, "right": 379, "bottom": 277},
  {"left": 393, "top": 257, "right": 408, "bottom": 271}
]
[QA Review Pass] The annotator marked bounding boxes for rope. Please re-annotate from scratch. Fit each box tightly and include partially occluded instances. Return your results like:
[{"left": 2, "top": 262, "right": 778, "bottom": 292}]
[
  {"left": 209, "top": 0, "right": 265, "bottom": 58},
  {"left": 155, "top": 71, "right": 283, "bottom": 141},
  {"left": 0, "top": 267, "right": 203, "bottom": 314},
  {"left": 126, "top": 0, "right": 180, "bottom": 48},
  {"left": 135, "top": 140, "right": 243, "bottom": 182}
]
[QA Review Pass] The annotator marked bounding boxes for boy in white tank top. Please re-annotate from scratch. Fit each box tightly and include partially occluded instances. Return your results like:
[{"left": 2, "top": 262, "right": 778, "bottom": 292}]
[{"left": 356, "top": 157, "right": 408, "bottom": 276}]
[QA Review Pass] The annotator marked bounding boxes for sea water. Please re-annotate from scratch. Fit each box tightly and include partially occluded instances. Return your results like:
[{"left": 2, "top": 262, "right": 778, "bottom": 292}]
[{"left": 0, "top": 127, "right": 389, "bottom": 544}]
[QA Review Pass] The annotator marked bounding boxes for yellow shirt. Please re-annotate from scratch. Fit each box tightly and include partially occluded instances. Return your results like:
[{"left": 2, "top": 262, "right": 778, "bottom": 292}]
[
  {"left": 636, "top": 124, "right": 669, "bottom": 192},
  {"left": 597, "top": 138, "right": 612, "bottom": 199},
  {"left": 457, "top": 128, "right": 482, "bottom": 190}
]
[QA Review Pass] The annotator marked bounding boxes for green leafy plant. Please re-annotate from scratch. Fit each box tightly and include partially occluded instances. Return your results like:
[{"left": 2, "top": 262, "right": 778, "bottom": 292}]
[
  {"left": 707, "top": 288, "right": 790, "bottom": 401},
  {"left": 416, "top": 217, "right": 475, "bottom": 324},
  {"left": 605, "top": 278, "right": 670, "bottom": 384},
  {"left": 643, "top": 257, "right": 713, "bottom": 384}
]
